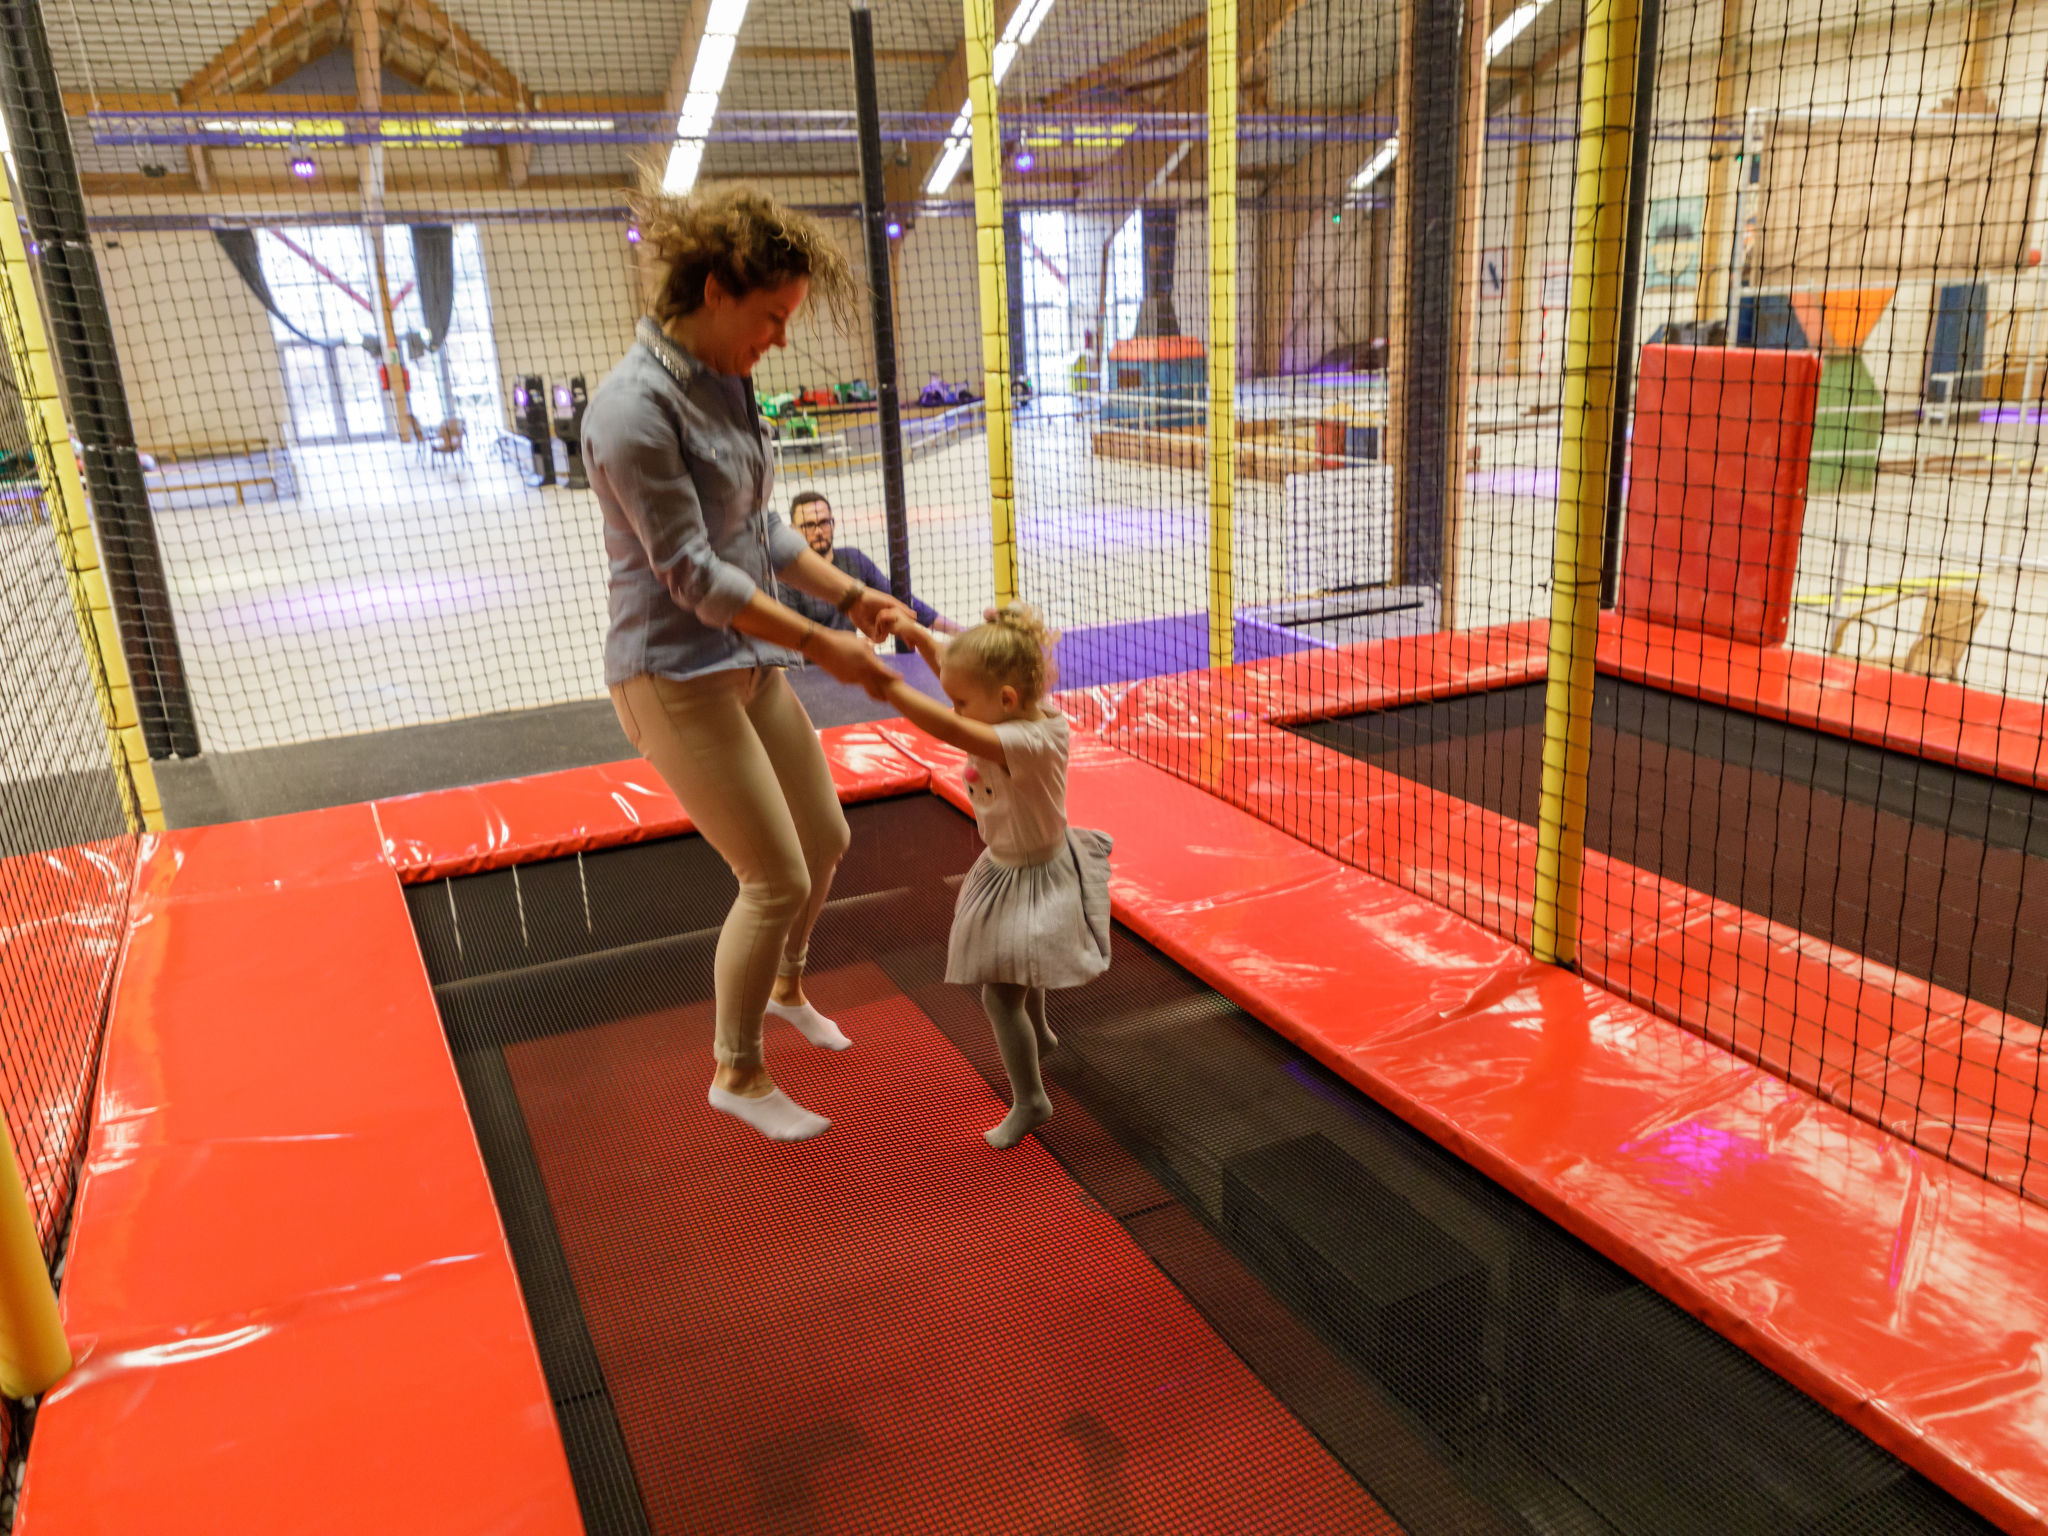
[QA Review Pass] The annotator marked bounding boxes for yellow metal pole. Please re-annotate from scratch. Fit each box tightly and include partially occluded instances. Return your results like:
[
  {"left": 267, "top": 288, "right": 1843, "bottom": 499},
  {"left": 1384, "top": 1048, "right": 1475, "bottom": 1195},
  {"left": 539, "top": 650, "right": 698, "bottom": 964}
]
[
  {"left": 1206, "top": 0, "right": 1238, "bottom": 668},
  {"left": 0, "top": 1111, "right": 70, "bottom": 1399},
  {"left": 1532, "top": 0, "right": 1639, "bottom": 966},
  {"left": 963, "top": 0, "right": 1017, "bottom": 607},
  {"left": 0, "top": 175, "right": 162, "bottom": 831}
]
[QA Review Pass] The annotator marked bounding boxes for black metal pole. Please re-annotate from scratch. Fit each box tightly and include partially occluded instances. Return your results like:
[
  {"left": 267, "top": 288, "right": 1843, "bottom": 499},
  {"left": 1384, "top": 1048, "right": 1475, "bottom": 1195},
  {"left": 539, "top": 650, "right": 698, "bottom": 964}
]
[
  {"left": 1599, "top": 0, "right": 1662, "bottom": 609},
  {"left": 1400, "top": 0, "right": 1463, "bottom": 590},
  {"left": 849, "top": 0, "right": 912, "bottom": 611},
  {"left": 0, "top": 0, "right": 200, "bottom": 756}
]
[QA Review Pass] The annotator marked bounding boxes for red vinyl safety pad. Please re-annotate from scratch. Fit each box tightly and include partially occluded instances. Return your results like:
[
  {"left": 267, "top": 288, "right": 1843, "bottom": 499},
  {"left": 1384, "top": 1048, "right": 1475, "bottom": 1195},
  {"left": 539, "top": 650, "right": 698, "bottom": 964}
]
[
  {"left": 877, "top": 717, "right": 2048, "bottom": 1535},
  {"left": 1620, "top": 344, "right": 1821, "bottom": 646},
  {"left": 0, "top": 841, "right": 131, "bottom": 1254},
  {"left": 1600, "top": 611, "right": 2048, "bottom": 790},
  {"left": 1090, "top": 704, "right": 2046, "bottom": 1205},
  {"left": 373, "top": 722, "right": 929, "bottom": 882},
  {"left": 16, "top": 810, "right": 583, "bottom": 1536}
]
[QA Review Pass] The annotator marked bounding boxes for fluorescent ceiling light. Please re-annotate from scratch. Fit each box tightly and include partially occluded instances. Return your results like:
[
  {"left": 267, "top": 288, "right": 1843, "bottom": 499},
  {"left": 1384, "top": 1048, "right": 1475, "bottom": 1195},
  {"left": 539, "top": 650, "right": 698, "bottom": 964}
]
[
  {"left": 663, "top": 138, "right": 706, "bottom": 194},
  {"left": 703, "top": 0, "right": 750, "bottom": 37},
  {"left": 689, "top": 33, "right": 737, "bottom": 96},
  {"left": 1485, "top": 0, "right": 1549, "bottom": 61},
  {"left": 927, "top": 0, "right": 1061, "bottom": 195},
  {"left": 675, "top": 92, "right": 719, "bottom": 140},
  {"left": 1349, "top": 135, "right": 1398, "bottom": 192},
  {"left": 1014, "top": 0, "right": 1059, "bottom": 45},
  {"left": 926, "top": 137, "right": 972, "bottom": 195}
]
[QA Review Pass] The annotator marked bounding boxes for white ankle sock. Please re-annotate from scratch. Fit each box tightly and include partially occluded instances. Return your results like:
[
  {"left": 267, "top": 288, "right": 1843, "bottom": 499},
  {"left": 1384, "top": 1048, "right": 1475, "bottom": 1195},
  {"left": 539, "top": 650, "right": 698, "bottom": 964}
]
[
  {"left": 709, "top": 1085, "right": 829, "bottom": 1142},
  {"left": 766, "top": 998, "right": 851, "bottom": 1051}
]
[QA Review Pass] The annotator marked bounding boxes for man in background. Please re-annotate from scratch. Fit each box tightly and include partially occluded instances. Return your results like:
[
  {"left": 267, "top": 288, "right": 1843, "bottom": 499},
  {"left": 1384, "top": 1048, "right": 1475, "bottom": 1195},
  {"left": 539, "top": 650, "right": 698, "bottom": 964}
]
[{"left": 783, "top": 490, "right": 961, "bottom": 635}]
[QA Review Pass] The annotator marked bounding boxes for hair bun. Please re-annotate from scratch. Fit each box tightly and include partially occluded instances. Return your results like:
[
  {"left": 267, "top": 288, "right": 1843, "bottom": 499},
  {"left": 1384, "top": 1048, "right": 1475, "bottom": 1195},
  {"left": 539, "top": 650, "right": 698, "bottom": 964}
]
[{"left": 991, "top": 600, "right": 1060, "bottom": 653}]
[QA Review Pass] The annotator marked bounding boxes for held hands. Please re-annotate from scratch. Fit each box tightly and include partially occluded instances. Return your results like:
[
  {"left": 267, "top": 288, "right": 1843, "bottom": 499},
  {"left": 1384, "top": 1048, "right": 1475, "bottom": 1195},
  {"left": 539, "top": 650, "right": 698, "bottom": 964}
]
[
  {"left": 877, "top": 609, "right": 941, "bottom": 669},
  {"left": 806, "top": 626, "right": 896, "bottom": 701},
  {"left": 847, "top": 586, "right": 914, "bottom": 644}
]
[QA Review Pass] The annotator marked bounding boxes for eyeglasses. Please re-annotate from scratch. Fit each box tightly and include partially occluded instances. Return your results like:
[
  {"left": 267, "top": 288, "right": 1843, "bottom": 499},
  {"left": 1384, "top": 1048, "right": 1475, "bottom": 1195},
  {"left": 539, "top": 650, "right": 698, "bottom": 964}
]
[{"left": 797, "top": 515, "right": 834, "bottom": 529}]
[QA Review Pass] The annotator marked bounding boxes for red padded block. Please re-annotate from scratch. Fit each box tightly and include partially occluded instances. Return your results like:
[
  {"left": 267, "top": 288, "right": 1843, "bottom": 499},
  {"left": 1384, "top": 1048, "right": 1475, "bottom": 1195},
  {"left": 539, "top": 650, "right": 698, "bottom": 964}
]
[
  {"left": 1621, "top": 345, "right": 1821, "bottom": 646},
  {"left": 19, "top": 808, "right": 580, "bottom": 1536},
  {"left": 1601, "top": 611, "right": 2048, "bottom": 792},
  {"left": 0, "top": 840, "right": 132, "bottom": 1251},
  {"left": 374, "top": 722, "right": 931, "bottom": 881},
  {"left": 1069, "top": 743, "right": 2048, "bottom": 1536}
]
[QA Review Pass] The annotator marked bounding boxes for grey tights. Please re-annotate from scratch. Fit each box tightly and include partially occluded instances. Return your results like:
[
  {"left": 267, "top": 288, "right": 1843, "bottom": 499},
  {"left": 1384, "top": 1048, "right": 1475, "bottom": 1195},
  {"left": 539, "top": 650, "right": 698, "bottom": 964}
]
[{"left": 981, "top": 983, "right": 1058, "bottom": 1148}]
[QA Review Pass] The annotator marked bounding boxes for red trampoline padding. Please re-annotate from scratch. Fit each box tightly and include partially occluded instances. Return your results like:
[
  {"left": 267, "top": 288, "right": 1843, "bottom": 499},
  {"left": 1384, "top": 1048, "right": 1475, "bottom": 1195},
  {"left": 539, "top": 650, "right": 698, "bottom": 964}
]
[
  {"left": 19, "top": 809, "right": 579, "bottom": 1536},
  {"left": 1620, "top": 344, "right": 1820, "bottom": 646},
  {"left": 504, "top": 961, "right": 1397, "bottom": 1536},
  {"left": 0, "top": 839, "right": 131, "bottom": 1253},
  {"left": 1600, "top": 611, "right": 2048, "bottom": 792},
  {"left": 374, "top": 722, "right": 930, "bottom": 882},
  {"left": 1060, "top": 741, "right": 2048, "bottom": 1536}
]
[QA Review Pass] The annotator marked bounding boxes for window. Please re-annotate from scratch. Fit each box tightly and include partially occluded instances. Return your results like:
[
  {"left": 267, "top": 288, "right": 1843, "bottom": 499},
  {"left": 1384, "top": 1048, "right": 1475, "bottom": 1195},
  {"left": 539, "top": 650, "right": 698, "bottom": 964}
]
[
  {"left": 1019, "top": 210, "right": 1072, "bottom": 394},
  {"left": 258, "top": 224, "right": 502, "bottom": 443}
]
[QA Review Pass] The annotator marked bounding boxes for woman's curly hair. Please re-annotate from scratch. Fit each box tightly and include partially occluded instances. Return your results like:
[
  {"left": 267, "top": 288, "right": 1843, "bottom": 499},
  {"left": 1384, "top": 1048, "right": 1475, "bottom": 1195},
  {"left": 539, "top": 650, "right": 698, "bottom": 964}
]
[{"left": 630, "top": 175, "right": 857, "bottom": 331}]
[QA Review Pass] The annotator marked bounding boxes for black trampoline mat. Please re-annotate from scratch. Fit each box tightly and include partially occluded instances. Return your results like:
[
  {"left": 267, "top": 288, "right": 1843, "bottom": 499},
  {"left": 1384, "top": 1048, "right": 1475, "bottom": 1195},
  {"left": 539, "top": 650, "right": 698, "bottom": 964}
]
[
  {"left": 1293, "top": 678, "right": 2048, "bottom": 1027},
  {"left": 410, "top": 794, "right": 1998, "bottom": 1536}
]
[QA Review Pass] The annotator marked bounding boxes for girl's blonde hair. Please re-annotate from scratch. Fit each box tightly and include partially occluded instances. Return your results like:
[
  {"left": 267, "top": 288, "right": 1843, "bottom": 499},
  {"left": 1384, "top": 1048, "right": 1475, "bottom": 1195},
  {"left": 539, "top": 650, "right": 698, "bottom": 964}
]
[
  {"left": 948, "top": 602, "right": 1060, "bottom": 708},
  {"left": 629, "top": 176, "right": 857, "bottom": 332}
]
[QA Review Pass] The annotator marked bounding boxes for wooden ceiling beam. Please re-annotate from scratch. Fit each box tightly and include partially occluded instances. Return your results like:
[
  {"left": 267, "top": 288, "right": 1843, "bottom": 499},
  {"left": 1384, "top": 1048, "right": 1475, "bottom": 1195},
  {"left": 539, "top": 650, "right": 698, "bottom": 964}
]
[{"left": 1037, "top": 16, "right": 1207, "bottom": 110}]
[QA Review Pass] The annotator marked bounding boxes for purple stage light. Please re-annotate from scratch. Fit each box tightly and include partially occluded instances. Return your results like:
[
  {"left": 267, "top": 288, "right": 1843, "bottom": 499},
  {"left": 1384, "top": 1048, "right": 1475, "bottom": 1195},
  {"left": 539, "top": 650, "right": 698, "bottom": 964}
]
[
  {"left": 885, "top": 220, "right": 903, "bottom": 240},
  {"left": 289, "top": 156, "right": 318, "bottom": 181},
  {"left": 1012, "top": 149, "right": 1035, "bottom": 173},
  {"left": 626, "top": 224, "right": 642, "bottom": 244}
]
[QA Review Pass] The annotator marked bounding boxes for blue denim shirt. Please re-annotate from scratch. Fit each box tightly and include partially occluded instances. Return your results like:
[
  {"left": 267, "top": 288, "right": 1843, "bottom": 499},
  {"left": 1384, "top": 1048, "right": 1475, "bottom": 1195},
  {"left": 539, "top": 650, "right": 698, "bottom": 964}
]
[{"left": 585, "top": 318, "right": 809, "bottom": 685}]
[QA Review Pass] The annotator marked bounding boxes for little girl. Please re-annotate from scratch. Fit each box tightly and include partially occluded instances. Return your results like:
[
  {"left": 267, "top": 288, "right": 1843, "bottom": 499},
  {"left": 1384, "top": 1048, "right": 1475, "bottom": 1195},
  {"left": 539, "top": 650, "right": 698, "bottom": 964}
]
[{"left": 879, "top": 603, "right": 1113, "bottom": 1147}]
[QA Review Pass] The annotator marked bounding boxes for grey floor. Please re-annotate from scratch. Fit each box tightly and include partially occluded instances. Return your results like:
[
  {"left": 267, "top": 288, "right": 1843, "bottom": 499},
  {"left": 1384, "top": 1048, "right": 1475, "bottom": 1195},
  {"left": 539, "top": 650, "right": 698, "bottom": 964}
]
[{"left": 153, "top": 654, "right": 943, "bottom": 829}]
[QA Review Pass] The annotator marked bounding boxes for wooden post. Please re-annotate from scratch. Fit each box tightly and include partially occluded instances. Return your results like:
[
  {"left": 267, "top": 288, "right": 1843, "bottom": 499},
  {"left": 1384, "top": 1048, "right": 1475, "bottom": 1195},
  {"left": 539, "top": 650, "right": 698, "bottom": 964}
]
[
  {"left": 354, "top": 0, "right": 414, "bottom": 442},
  {"left": 1443, "top": 0, "right": 1490, "bottom": 631},
  {"left": 1695, "top": 0, "right": 1745, "bottom": 327},
  {"left": 1506, "top": 81, "right": 1536, "bottom": 371}
]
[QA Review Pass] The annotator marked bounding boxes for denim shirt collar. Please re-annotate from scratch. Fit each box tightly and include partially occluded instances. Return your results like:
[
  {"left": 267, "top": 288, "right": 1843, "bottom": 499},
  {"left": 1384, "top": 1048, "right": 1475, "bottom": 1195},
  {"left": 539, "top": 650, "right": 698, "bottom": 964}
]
[{"left": 636, "top": 316, "right": 702, "bottom": 388}]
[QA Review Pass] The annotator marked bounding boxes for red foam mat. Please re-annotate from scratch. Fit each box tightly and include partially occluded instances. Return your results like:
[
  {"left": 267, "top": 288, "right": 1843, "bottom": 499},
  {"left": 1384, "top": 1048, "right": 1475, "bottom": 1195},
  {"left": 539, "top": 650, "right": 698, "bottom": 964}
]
[
  {"left": 1600, "top": 612, "right": 2048, "bottom": 792},
  {"left": 1038, "top": 734, "right": 2048, "bottom": 1536},
  {"left": 504, "top": 961, "right": 1397, "bottom": 1536},
  {"left": 18, "top": 810, "right": 580, "bottom": 1536},
  {"left": 374, "top": 722, "right": 928, "bottom": 882}
]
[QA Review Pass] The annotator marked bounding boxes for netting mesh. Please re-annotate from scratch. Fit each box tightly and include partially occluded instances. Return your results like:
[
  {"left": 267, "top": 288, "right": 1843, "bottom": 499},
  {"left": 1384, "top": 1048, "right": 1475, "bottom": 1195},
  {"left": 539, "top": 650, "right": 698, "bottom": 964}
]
[
  {"left": 0, "top": 170, "right": 140, "bottom": 1282},
  {"left": 4, "top": 0, "right": 2045, "bottom": 1228}
]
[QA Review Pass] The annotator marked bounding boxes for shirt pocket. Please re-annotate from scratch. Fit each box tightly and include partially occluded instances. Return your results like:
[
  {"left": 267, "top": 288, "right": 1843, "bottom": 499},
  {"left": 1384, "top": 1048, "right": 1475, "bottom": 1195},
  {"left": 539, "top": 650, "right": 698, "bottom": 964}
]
[{"left": 677, "top": 417, "right": 750, "bottom": 542}]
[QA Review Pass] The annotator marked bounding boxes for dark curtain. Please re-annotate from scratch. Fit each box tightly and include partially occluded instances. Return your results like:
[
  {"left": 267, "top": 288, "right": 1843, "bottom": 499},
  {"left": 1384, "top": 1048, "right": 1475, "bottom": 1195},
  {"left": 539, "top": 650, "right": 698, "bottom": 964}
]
[
  {"left": 410, "top": 224, "right": 455, "bottom": 352},
  {"left": 211, "top": 229, "right": 335, "bottom": 349}
]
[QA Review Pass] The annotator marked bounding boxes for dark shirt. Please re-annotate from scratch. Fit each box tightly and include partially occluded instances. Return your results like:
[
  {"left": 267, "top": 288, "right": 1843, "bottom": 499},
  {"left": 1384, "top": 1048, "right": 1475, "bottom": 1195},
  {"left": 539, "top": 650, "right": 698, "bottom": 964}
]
[{"left": 782, "top": 546, "right": 939, "bottom": 630}]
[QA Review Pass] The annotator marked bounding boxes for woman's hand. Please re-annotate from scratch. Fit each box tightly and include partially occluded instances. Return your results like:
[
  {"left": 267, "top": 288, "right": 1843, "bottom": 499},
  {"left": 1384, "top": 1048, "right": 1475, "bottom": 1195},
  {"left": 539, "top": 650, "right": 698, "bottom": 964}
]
[
  {"left": 848, "top": 586, "right": 914, "bottom": 642},
  {"left": 879, "top": 609, "right": 943, "bottom": 671},
  {"left": 806, "top": 627, "right": 896, "bottom": 701}
]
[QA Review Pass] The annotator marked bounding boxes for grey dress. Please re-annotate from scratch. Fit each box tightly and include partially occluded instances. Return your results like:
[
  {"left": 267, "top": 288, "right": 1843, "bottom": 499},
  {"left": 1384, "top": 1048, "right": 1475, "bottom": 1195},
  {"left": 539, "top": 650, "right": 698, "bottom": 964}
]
[{"left": 945, "top": 709, "right": 1114, "bottom": 990}]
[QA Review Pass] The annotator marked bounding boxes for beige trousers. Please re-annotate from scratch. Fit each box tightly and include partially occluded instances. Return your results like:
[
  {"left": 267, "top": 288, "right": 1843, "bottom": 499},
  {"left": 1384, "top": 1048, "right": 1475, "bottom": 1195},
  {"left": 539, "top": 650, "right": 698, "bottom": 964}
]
[{"left": 610, "top": 667, "right": 850, "bottom": 1069}]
